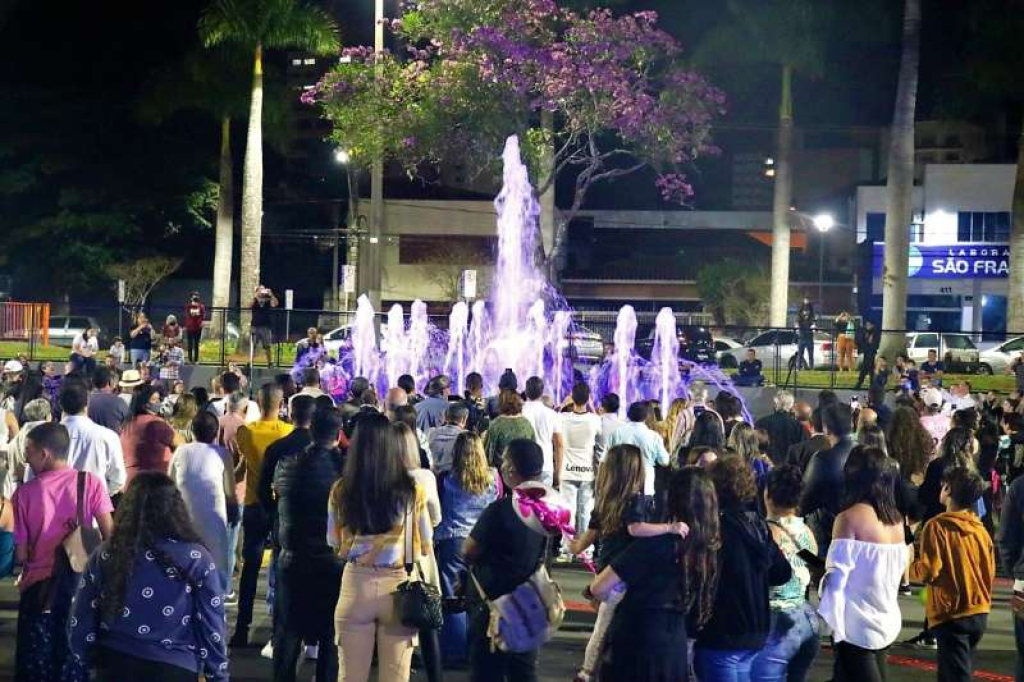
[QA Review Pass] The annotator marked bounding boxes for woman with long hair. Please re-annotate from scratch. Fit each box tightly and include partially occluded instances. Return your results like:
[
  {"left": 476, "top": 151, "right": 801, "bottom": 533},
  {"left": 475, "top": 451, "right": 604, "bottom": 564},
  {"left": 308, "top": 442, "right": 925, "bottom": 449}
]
[
  {"left": 121, "top": 385, "right": 179, "bottom": 485},
  {"left": 728, "top": 422, "right": 773, "bottom": 482},
  {"left": 590, "top": 466, "right": 719, "bottom": 681},
  {"left": 68, "top": 472, "right": 228, "bottom": 681},
  {"left": 11, "top": 369, "right": 44, "bottom": 426},
  {"left": 887, "top": 406, "right": 934, "bottom": 485},
  {"left": 664, "top": 397, "right": 695, "bottom": 457},
  {"left": 695, "top": 455, "right": 792, "bottom": 681},
  {"left": 168, "top": 393, "right": 199, "bottom": 444},
  {"left": 685, "top": 410, "right": 726, "bottom": 465},
  {"left": 751, "top": 466, "right": 820, "bottom": 681},
  {"left": 819, "top": 447, "right": 907, "bottom": 682},
  {"left": 920, "top": 427, "right": 979, "bottom": 524},
  {"left": 571, "top": 445, "right": 688, "bottom": 682},
  {"left": 434, "top": 432, "right": 499, "bottom": 667},
  {"left": 331, "top": 413, "right": 432, "bottom": 682}
]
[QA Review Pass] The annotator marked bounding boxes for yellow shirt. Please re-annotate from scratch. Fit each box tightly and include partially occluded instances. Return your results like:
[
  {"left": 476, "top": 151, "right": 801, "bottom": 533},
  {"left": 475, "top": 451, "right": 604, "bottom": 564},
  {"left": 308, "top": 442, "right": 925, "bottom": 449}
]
[{"left": 237, "top": 419, "right": 294, "bottom": 506}]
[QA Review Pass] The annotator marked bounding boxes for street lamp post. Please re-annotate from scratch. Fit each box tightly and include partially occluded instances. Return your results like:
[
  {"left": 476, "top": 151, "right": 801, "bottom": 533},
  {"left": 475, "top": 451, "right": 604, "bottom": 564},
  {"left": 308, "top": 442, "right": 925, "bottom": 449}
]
[
  {"left": 333, "top": 149, "right": 352, "bottom": 313},
  {"left": 813, "top": 213, "right": 835, "bottom": 309}
]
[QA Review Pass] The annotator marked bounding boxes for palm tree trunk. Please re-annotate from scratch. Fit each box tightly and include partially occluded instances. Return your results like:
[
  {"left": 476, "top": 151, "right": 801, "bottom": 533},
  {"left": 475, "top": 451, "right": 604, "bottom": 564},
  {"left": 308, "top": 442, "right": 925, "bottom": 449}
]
[
  {"left": 1005, "top": 122, "right": 1024, "bottom": 335},
  {"left": 210, "top": 115, "right": 234, "bottom": 338},
  {"left": 769, "top": 64, "right": 794, "bottom": 328},
  {"left": 880, "top": 0, "right": 921, "bottom": 360},
  {"left": 238, "top": 43, "right": 264, "bottom": 343}
]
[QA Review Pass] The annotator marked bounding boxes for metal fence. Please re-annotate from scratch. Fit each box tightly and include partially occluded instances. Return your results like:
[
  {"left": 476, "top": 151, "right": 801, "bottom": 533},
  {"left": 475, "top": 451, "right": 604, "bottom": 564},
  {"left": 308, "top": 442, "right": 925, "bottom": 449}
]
[{"left": 2, "top": 300, "right": 1021, "bottom": 392}]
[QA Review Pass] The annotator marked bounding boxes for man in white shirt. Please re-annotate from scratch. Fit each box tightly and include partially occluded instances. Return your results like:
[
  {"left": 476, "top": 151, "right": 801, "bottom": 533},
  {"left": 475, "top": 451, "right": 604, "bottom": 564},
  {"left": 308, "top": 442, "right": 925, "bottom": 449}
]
[
  {"left": 520, "top": 377, "right": 564, "bottom": 488},
  {"left": 607, "top": 401, "right": 669, "bottom": 497},
  {"left": 54, "top": 382, "right": 126, "bottom": 496},
  {"left": 209, "top": 371, "right": 261, "bottom": 422},
  {"left": 595, "top": 393, "right": 623, "bottom": 463},
  {"left": 559, "top": 382, "right": 601, "bottom": 540},
  {"left": 289, "top": 367, "right": 326, "bottom": 406},
  {"left": 944, "top": 381, "right": 977, "bottom": 413}
]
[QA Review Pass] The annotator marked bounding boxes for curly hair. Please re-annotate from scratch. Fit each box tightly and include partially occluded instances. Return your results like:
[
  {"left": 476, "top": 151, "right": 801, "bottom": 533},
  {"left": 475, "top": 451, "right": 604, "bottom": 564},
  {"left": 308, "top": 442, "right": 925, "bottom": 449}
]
[
  {"left": 100, "top": 472, "right": 203, "bottom": 623},
  {"left": 886, "top": 406, "right": 933, "bottom": 479},
  {"left": 451, "top": 432, "right": 491, "bottom": 496},
  {"left": 707, "top": 454, "right": 757, "bottom": 510},
  {"left": 666, "top": 467, "right": 721, "bottom": 629}
]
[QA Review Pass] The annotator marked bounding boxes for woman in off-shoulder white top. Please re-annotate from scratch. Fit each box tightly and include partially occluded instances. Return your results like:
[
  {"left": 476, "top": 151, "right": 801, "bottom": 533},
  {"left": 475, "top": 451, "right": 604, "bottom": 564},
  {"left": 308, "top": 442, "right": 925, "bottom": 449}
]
[{"left": 818, "top": 446, "right": 908, "bottom": 682}]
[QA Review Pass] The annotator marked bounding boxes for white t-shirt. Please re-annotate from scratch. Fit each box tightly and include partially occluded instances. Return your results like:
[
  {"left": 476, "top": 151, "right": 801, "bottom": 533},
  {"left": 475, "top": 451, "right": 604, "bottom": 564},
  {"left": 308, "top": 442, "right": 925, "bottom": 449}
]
[
  {"left": 560, "top": 411, "right": 601, "bottom": 482},
  {"left": 521, "top": 400, "right": 563, "bottom": 474},
  {"left": 72, "top": 334, "right": 99, "bottom": 356}
]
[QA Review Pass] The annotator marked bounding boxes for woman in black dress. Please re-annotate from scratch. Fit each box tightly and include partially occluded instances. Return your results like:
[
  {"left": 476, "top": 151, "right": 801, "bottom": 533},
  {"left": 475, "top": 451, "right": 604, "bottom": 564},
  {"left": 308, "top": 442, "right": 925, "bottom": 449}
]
[{"left": 590, "top": 467, "right": 721, "bottom": 681}]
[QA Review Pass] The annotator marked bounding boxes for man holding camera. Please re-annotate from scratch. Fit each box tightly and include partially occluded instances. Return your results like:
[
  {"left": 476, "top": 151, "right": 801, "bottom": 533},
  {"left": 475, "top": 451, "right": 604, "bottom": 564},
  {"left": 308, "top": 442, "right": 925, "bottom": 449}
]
[
  {"left": 251, "top": 286, "right": 279, "bottom": 366},
  {"left": 184, "top": 291, "right": 206, "bottom": 364}
]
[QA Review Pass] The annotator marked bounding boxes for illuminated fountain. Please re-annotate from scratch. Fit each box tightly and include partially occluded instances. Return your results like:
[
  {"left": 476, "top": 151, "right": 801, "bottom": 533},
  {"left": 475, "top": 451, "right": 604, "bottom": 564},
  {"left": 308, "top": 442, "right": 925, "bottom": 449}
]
[{"left": 321, "top": 135, "right": 746, "bottom": 416}]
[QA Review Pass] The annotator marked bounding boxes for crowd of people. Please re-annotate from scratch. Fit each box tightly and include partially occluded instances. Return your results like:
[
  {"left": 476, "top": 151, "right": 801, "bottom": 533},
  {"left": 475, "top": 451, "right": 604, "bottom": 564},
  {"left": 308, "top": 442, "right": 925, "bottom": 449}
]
[{"left": 0, "top": 345, "right": 1021, "bottom": 682}]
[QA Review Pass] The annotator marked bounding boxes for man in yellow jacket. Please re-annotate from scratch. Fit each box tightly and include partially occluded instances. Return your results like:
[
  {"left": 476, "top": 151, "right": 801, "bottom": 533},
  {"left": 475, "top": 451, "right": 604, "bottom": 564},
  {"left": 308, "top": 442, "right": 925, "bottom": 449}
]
[{"left": 910, "top": 467, "right": 995, "bottom": 682}]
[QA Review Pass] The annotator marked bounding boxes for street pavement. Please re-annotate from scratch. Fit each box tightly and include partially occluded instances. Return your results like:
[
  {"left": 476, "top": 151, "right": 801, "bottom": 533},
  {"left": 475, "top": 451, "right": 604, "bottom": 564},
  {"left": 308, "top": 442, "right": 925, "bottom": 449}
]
[{"left": 0, "top": 565, "right": 1016, "bottom": 680}]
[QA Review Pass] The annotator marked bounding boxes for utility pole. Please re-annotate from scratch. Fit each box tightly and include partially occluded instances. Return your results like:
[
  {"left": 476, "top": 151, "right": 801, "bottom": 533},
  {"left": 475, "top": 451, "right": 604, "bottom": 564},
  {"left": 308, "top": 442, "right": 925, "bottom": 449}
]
[{"left": 364, "top": 0, "right": 385, "bottom": 310}]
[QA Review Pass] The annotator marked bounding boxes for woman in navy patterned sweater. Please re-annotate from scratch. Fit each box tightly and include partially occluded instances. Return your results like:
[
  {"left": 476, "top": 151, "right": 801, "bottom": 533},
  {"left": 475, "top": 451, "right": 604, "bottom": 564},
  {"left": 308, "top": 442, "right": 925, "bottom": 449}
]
[{"left": 68, "top": 471, "right": 229, "bottom": 681}]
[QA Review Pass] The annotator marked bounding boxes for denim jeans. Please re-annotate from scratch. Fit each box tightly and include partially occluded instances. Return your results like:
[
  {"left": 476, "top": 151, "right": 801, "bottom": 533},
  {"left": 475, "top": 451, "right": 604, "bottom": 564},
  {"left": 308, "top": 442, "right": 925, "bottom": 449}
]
[
  {"left": 560, "top": 479, "right": 594, "bottom": 539},
  {"left": 750, "top": 603, "right": 820, "bottom": 682},
  {"left": 223, "top": 519, "right": 241, "bottom": 594},
  {"left": 797, "top": 333, "right": 814, "bottom": 370},
  {"left": 436, "top": 536, "right": 470, "bottom": 665},
  {"left": 0, "top": 529, "right": 14, "bottom": 578},
  {"left": 694, "top": 647, "right": 758, "bottom": 682},
  {"left": 933, "top": 614, "right": 986, "bottom": 682},
  {"left": 129, "top": 349, "right": 150, "bottom": 366}
]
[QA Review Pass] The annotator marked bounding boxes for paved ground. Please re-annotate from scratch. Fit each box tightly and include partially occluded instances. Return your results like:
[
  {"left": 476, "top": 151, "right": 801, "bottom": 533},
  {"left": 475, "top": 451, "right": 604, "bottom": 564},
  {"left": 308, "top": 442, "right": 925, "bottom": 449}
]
[{"left": 0, "top": 566, "right": 1016, "bottom": 680}]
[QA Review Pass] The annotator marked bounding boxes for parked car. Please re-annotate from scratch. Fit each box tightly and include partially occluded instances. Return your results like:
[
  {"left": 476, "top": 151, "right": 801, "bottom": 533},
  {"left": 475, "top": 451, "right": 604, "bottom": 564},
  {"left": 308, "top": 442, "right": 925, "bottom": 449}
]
[
  {"left": 566, "top": 326, "right": 605, "bottom": 364},
  {"left": 905, "top": 332, "right": 981, "bottom": 372},
  {"left": 719, "top": 330, "right": 834, "bottom": 370},
  {"left": 714, "top": 337, "right": 743, "bottom": 368},
  {"left": 47, "top": 315, "right": 103, "bottom": 347},
  {"left": 637, "top": 325, "right": 717, "bottom": 365},
  {"left": 977, "top": 336, "right": 1024, "bottom": 375}
]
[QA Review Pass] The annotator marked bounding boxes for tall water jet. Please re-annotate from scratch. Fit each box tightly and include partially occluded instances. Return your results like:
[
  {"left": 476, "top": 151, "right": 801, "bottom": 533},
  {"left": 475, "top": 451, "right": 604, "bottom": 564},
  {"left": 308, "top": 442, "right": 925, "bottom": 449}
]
[
  {"left": 407, "top": 300, "right": 430, "bottom": 389},
  {"left": 491, "top": 136, "right": 544, "bottom": 344},
  {"left": 612, "top": 305, "right": 638, "bottom": 417},
  {"left": 385, "top": 304, "right": 407, "bottom": 388},
  {"left": 652, "top": 307, "right": 681, "bottom": 418},
  {"left": 550, "top": 311, "right": 572, "bottom": 404},
  {"left": 445, "top": 301, "right": 469, "bottom": 395},
  {"left": 351, "top": 294, "right": 379, "bottom": 382},
  {"left": 526, "top": 300, "right": 547, "bottom": 382},
  {"left": 469, "top": 300, "right": 489, "bottom": 376}
]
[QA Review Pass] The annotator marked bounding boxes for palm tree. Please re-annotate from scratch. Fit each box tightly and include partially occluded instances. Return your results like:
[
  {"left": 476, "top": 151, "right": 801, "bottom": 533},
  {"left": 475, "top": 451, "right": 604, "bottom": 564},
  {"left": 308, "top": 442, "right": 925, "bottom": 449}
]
[
  {"left": 199, "top": 0, "right": 339, "bottom": 330},
  {"left": 696, "top": 0, "right": 832, "bottom": 328},
  {"left": 878, "top": 0, "right": 920, "bottom": 360}
]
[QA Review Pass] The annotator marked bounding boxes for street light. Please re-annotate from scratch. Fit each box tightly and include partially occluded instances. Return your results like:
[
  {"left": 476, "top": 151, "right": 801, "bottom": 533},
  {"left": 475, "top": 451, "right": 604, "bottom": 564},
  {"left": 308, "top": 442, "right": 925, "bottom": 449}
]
[
  {"left": 813, "top": 213, "right": 835, "bottom": 308},
  {"left": 335, "top": 149, "right": 350, "bottom": 164},
  {"left": 333, "top": 149, "right": 353, "bottom": 312}
]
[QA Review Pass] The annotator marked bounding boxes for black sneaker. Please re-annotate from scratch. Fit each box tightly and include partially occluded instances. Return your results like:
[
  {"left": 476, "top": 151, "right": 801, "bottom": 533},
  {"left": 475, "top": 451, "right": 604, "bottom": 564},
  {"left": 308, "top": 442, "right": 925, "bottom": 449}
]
[
  {"left": 898, "top": 584, "right": 913, "bottom": 596},
  {"left": 229, "top": 628, "right": 250, "bottom": 648},
  {"left": 902, "top": 632, "right": 937, "bottom": 650}
]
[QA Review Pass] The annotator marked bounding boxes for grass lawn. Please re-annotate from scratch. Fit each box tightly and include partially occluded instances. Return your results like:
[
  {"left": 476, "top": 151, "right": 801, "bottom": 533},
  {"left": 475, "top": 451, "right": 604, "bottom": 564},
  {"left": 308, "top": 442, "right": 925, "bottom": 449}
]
[
  {"left": 738, "top": 368, "right": 1016, "bottom": 393},
  {"left": 0, "top": 339, "right": 301, "bottom": 368}
]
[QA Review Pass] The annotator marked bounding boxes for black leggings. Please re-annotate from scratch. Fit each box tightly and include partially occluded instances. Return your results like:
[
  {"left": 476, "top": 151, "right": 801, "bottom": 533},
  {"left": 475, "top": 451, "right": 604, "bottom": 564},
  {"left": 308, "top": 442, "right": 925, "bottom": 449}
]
[
  {"left": 185, "top": 330, "right": 202, "bottom": 363},
  {"left": 94, "top": 647, "right": 196, "bottom": 681},
  {"left": 834, "top": 641, "right": 887, "bottom": 682}
]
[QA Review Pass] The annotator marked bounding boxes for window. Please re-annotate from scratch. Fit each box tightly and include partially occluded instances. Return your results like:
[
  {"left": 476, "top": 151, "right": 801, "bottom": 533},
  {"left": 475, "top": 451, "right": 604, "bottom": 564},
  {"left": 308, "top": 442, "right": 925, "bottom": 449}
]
[
  {"left": 943, "top": 334, "right": 975, "bottom": 350},
  {"left": 70, "top": 317, "right": 92, "bottom": 329},
  {"left": 751, "top": 332, "right": 775, "bottom": 346},
  {"left": 945, "top": 135, "right": 961, "bottom": 147},
  {"left": 50, "top": 317, "right": 68, "bottom": 328},
  {"left": 398, "top": 235, "right": 495, "bottom": 265},
  {"left": 291, "top": 58, "right": 302, "bottom": 66},
  {"left": 1004, "top": 339, "right": 1024, "bottom": 352},
  {"left": 944, "top": 152, "right": 960, "bottom": 162},
  {"left": 919, "top": 134, "right": 937, "bottom": 147},
  {"left": 915, "top": 333, "right": 939, "bottom": 349},
  {"left": 776, "top": 331, "right": 796, "bottom": 345},
  {"left": 957, "top": 212, "right": 1011, "bottom": 242},
  {"left": 303, "top": 58, "right": 316, "bottom": 65}
]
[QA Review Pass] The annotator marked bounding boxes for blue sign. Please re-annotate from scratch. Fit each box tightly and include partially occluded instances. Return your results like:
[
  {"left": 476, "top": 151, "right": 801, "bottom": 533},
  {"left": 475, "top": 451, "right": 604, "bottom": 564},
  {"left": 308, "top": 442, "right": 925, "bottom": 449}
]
[{"left": 872, "top": 242, "right": 1009, "bottom": 279}]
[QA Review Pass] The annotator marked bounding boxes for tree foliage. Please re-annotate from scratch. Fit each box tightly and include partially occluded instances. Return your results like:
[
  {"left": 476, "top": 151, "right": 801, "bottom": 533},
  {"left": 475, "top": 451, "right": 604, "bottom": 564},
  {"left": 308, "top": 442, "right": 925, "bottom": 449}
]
[
  {"left": 108, "top": 256, "right": 184, "bottom": 312},
  {"left": 696, "top": 259, "right": 773, "bottom": 327},
  {"left": 305, "top": 0, "right": 725, "bottom": 241}
]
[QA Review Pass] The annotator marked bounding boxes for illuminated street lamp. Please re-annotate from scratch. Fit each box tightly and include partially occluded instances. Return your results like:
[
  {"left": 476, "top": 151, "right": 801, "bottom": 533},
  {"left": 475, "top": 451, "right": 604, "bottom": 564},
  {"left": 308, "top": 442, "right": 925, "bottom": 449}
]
[{"left": 813, "top": 213, "right": 835, "bottom": 307}]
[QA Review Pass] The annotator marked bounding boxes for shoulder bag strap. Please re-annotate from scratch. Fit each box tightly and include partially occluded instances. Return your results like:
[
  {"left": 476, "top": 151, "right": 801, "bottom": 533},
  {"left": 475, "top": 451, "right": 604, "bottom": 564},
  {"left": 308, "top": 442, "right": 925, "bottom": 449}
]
[
  {"left": 766, "top": 518, "right": 802, "bottom": 550},
  {"left": 76, "top": 470, "right": 86, "bottom": 530},
  {"left": 403, "top": 499, "right": 414, "bottom": 577}
]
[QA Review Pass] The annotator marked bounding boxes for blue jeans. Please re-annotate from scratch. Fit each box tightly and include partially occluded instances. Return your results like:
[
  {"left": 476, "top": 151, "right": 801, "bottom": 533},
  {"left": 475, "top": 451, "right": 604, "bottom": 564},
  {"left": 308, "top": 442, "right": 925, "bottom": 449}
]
[
  {"left": 223, "top": 519, "right": 241, "bottom": 594},
  {"left": 0, "top": 529, "right": 14, "bottom": 578},
  {"left": 694, "top": 647, "right": 757, "bottom": 682},
  {"left": 129, "top": 349, "right": 150, "bottom": 366},
  {"left": 797, "top": 333, "right": 814, "bottom": 370},
  {"left": 436, "top": 536, "right": 469, "bottom": 665},
  {"left": 750, "top": 604, "right": 820, "bottom": 682}
]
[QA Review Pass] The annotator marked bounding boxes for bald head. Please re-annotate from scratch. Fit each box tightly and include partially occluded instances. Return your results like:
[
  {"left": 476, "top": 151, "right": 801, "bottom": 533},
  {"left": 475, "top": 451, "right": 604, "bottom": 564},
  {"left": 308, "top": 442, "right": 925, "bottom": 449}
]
[
  {"left": 385, "top": 387, "right": 408, "bottom": 414},
  {"left": 858, "top": 407, "right": 878, "bottom": 430},
  {"left": 794, "top": 402, "right": 813, "bottom": 423}
]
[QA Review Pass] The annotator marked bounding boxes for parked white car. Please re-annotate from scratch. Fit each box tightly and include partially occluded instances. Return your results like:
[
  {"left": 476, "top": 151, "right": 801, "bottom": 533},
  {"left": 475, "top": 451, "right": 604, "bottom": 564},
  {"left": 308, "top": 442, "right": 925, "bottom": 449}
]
[
  {"left": 713, "top": 337, "right": 743, "bottom": 368},
  {"left": 978, "top": 336, "right": 1024, "bottom": 375},
  {"left": 719, "top": 330, "right": 835, "bottom": 370},
  {"left": 47, "top": 315, "right": 103, "bottom": 347},
  {"left": 905, "top": 332, "right": 980, "bottom": 369}
]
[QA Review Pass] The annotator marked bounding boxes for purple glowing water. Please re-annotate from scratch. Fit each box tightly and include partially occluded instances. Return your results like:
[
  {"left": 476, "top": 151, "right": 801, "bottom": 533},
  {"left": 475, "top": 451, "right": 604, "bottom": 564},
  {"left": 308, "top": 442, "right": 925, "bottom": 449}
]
[
  {"left": 408, "top": 300, "right": 430, "bottom": 390},
  {"left": 385, "top": 303, "right": 407, "bottom": 388},
  {"left": 352, "top": 294, "right": 379, "bottom": 383},
  {"left": 445, "top": 302, "right": 469, "bottom": 395},
  {"left": 612, "top": 305, "right": 638, "bottom": 417},
  {"left": 652, "top": 307, "right": 682, "bottom": 418}
]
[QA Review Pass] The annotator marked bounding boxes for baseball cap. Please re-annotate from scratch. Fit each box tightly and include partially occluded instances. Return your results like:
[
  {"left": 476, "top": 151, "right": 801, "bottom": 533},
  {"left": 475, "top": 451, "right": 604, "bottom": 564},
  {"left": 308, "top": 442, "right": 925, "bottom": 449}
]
[
  {"left": 2, "top": 360, "right": 24, "bottom": 374},
  {"left": 920, "top": 387, "right": 943, "bottom": 408}
]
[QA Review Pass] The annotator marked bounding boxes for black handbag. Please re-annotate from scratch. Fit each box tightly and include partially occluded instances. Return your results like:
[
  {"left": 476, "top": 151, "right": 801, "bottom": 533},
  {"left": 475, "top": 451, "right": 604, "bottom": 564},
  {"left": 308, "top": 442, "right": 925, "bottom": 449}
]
[{"left": 395, "top": 502, "right": 443, "bottom": 630}]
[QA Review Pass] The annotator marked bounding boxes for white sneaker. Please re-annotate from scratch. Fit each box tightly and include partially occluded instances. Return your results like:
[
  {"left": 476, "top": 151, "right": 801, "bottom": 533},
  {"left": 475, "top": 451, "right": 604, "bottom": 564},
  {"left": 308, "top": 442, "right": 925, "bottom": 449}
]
[
  {"left": 304, "top": 644, "right": 319, "bottom": 660},
  {"left": 261, "top": 641, "right": 274, "bottom": 659}
]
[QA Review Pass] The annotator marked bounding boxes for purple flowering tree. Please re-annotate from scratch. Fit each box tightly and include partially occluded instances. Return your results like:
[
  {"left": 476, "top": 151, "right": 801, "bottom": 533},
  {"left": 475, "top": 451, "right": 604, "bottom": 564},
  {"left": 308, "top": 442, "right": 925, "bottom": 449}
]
[{"left": 305, "top": 0, "right": 725, "bottom": 272}]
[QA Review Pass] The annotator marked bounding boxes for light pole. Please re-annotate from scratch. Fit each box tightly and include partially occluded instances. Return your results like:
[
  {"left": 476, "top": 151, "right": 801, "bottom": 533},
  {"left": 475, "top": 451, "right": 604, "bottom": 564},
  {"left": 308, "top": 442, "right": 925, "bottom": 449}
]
[
  {"left": 813, "top": 213, "right": 835, "bottom": 309},
  {"left": 366, "top": 0, "right": 385, "bottom": 310},
  {"left": 333, "top": 149, "right": 353, "bottom": 313}
]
